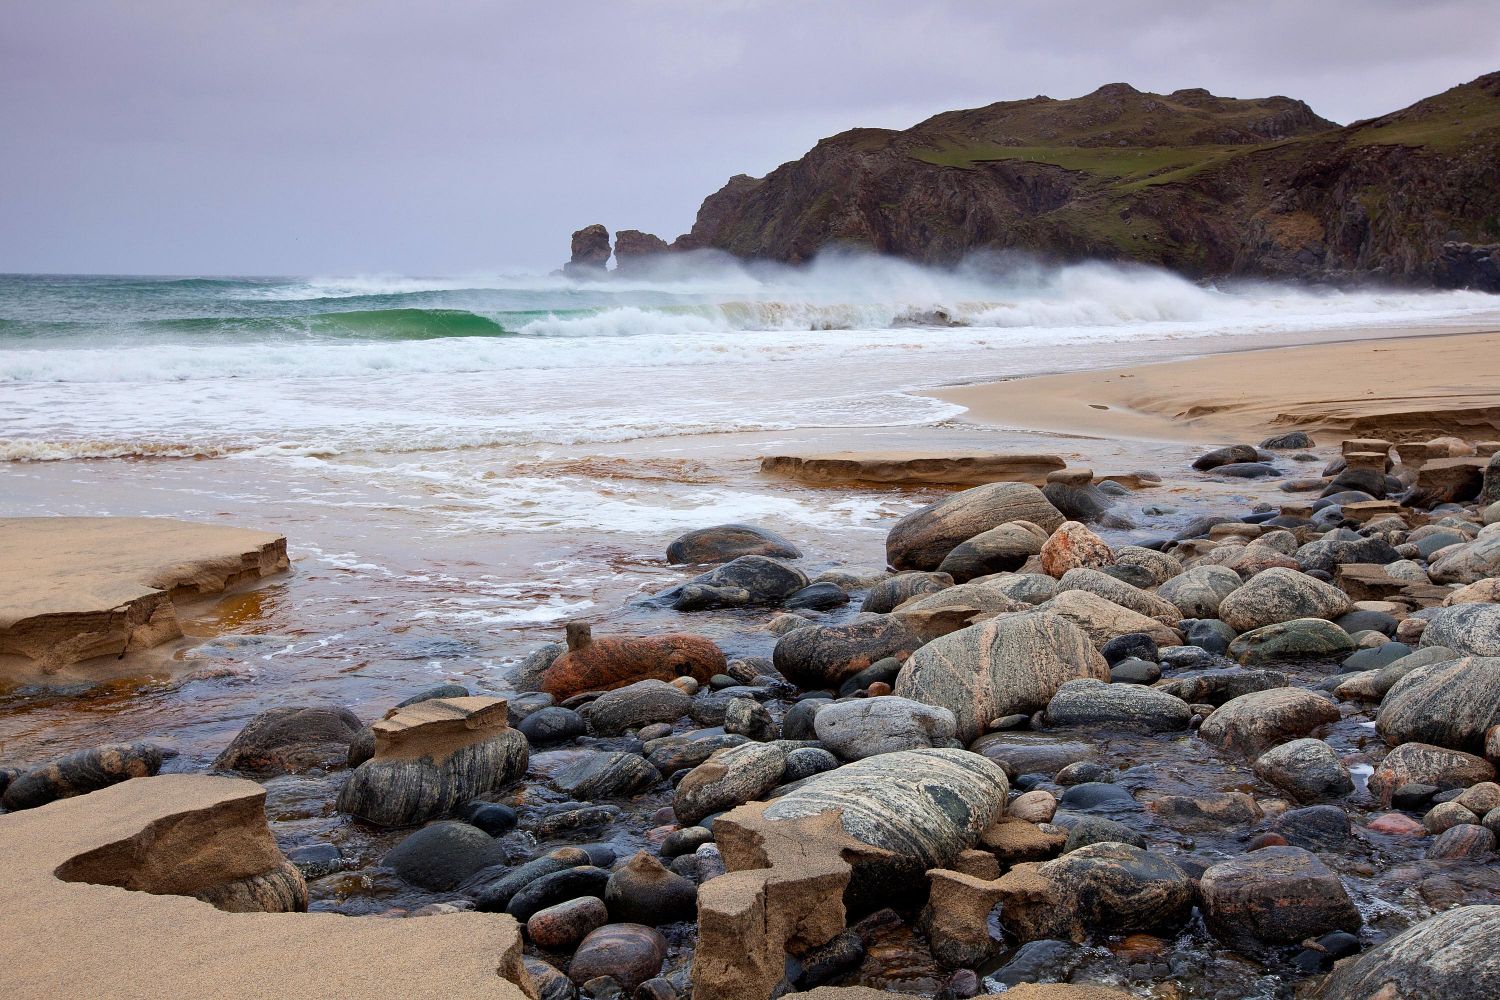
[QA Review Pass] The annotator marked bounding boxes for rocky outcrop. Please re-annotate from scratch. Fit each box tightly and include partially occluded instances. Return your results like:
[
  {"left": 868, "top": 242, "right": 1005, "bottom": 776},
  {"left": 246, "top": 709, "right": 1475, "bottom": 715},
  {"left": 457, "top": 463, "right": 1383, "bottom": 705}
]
[
  {"left": 895, "top": 612, "right": 1107, "bottom": 742},
  {"left": 335, "top": 697, "right": 529, "bottom": 827},
  {"left": 612, "top": 229, "right": 672, "bottom": 274},
  {"left": 0, "top": 516, "right": 289, "bottom": 678},
  {"left": 660, "top": 73, "right": 1500, "bottom": 287},
  {"left": 0, "top": 774, "right": 537, "bottom": 998},
  {"left": 761, "top": 452, "right": 1066, "bottom": 487},
  {"left": 563, "top": 223, "right": 611, "bottom": 276}
]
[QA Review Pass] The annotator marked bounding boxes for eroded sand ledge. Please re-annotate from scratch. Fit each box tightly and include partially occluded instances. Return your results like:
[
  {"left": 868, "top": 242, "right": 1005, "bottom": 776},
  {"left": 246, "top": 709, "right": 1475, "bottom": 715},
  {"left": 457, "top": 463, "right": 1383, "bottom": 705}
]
[
  {"left": 0, "top": 517, "right": 290, "bottom": 677},
  {"left": 0, "top": 774, "right": 534, "bottom": 998},
  {"left": 927, "top": 330, "right": 1500, "bottom": 444}
]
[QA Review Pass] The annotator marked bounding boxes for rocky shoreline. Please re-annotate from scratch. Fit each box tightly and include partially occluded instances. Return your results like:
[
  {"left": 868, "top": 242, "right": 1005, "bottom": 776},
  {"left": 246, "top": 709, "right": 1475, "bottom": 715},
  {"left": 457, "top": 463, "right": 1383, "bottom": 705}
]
[{"left": 4, "top": 435, "right": 1500, "bottom": 999}]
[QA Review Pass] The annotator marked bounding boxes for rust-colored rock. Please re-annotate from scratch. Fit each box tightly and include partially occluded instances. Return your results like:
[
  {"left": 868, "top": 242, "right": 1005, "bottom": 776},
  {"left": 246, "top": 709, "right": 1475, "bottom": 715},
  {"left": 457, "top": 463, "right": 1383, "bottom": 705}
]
[
  {"left": 1040, "top": 521, "right": 1115, "bottom": 578},
  {"left": 539, "top": 631, "right": 726, "bottom": 699}
]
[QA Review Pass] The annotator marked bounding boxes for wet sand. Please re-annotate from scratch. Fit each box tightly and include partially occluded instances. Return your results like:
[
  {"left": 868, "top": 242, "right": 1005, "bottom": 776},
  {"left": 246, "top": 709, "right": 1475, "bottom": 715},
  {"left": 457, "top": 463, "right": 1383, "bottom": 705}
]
[{"left": 929, "top": 327, "right": 1500, "bottom": 444}]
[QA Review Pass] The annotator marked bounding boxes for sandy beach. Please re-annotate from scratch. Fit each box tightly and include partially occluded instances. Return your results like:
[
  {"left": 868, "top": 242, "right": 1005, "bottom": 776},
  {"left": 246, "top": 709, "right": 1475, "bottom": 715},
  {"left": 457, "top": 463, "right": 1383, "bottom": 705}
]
[{"left": 931, "top": 328, "right": 1500, "bottom": 444}]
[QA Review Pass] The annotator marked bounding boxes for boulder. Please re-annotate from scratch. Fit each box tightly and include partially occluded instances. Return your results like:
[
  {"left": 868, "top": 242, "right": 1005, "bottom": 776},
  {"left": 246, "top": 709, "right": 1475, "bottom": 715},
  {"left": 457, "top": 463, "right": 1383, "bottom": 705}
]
[
  {"left": 716, "top": 748, "right": 1008, "bottom": 903},
  {"left": 538, "top": 630, "right": 725, "bottom": 700},
  {"left": 859, "top": 572, "right": 951, "bottom": 614},
  {"left": 1253, "top": 738, "right": 1353, "bottom": 802},
  {"left": 1369, "top": 742, "right": 1496, "bottom": 804},
  {"left": 1038, "top": 590, "right": 1182, "bottom": 651},
  {"left": 888, "top": 581, "right": 1026, "bottom": 640},
  {"left": 1044, "top": 679, "right": 1192, "bottom": 732},
  {"left": 886, "top": 482, "right": 1063, "bottom": 571},
  {"left": 990, "top": 843, "right": 1194, "bottom": 942},
  {"left": 894, "top": 612, "right": 1107, "bottom": 743},
  {"left": 1039, "top": 522, "right": 1115, "bottom": 578},
  {"left": 335, "top": 697, "right": 529, "bottom": 827},
  {"left": 1377, "top": 656, "right": 1500, "bottom": 755},
  {"left": 1057, "top": 568, "right": 1180, "bottom": 624},
  {"left": 666, "top": 554, "right": 809, "bottom": 610},
  {"left": 518, "top": 706, "right": 587, "bottom": 745},
  {"left": 666, "top": 524, "right": 801, "bottom": 564},
  {"left": 937, "top": 522, "right": 1046, "bottom": 582},
  {"left": 383, "top": 821, "right": 506, "bottom": 891},
  {"left": 604, "top": 852, "right": 697, "bottom": 925},
  {"left": 1200, "top": 847, "right": 1360, "bottom": 948},
  {"left": 1149, "top": 791, "right": 1263, "bottom": 832},
  {"left": 213, "top": 706, "right": 363, "bottom": 776},
  {"left": 1155, "top": 668, "right": 1288, "bottom": 706},
  {"left": 773, "top": 617, "right": 922, "bottom": 690},
  {"left": 1315, "top": 905, "right": 1500, "bottom": 1000},
  {"left": 1229, "top": 618, "right": 1356, "bottom": 666},
  {"left": 1216, "top": 568, "right": 1351, "bottom": 632},
  {"left": 568, "top": 923, "right": 667, "bottom": 992},
  {"left": 583, "top": 680, "right": 691, "bottom": 736},
  {"left": 672, "top": 741, "right": 787, "bottom": 825},
  {"left": 1, "top": 742, "right": 164, "bottom": 811},
  {"left": 813, "top": 697, "right": 958, "bottom": 760},
  {"left": 1199, "top": 688, "right": 1340, "bottom": 758},
  {"left": 1333, "top": 645, "right": 1455, "bottom": 702},
  {"left": 534, "top": 750, "right": 661, "bottom": 800},
  {"left": 528, "top": 896, "right": 609, "bottom": 950},
  {"left": 1417, "top": 603, "right": 1500, "bottom": 656},
  {"left": 1262, "top": 431, "right": 1313, "bottom": 450},
  {"left": 1270, "top": 803, "right": 1354, "bottom": 851},
  {"left": 1156, "top": 565, "right": 1243, "bottom": 619}
]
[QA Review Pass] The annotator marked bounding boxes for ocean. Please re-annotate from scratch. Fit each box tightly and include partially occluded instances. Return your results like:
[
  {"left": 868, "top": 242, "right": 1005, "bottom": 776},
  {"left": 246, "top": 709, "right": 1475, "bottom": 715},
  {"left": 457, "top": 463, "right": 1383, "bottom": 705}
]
[{"left": 2, "top": 257, "right": 1499, "bottom": 760}]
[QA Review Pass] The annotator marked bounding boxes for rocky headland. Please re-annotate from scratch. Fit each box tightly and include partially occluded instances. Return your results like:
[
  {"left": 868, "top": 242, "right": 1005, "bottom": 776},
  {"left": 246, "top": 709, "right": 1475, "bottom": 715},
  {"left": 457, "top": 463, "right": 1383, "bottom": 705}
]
[
  {"left": 6, "top": 416, "right": 1500, "bottom": 998},
  {"left": 564, "top": 72, "right": 1500, "bottom": 289}
]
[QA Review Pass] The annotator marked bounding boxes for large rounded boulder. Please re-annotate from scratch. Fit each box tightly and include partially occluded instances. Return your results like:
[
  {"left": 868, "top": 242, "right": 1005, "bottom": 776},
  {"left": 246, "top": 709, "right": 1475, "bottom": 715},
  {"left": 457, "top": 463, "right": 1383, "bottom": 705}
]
[
  {"left": 895, "top": 612, "right": 1107, "bottom": 743},
  {"left": 1200, "top": 847, "right": 1360, "bottom": 949},
  {"left": 1314, "top": 904, "right": 1500, "bottom": 1000},
  {"left": 1377, "top": 655, "right": 1500, "bottom": 755},
  {"left": 1417, "top": 603, "right": 1500, "bottom": 657},
  {"left": 886, "top": 483, "right": 1063, "bottom": 572},
  {"left": 1157, "top": 565, "right": 1243, "bottom": 619},
  {"left": 773, "top": 617, "right": 923, "bottom": 690},
  {"left": 666, "top": 524, "right": 801, "bottom": 564},
  {"left": 992, "top": 843, "right": 1195, "bottom": 943},
  {"left": 1216, "top": 567, "right": 1351, "bottom": 632},
  {"left": 1199, "top": 688, "right": 1340, "bottom": 758},
  {"left": 213, "top": 706, "right": 364, "bottom": 776}
]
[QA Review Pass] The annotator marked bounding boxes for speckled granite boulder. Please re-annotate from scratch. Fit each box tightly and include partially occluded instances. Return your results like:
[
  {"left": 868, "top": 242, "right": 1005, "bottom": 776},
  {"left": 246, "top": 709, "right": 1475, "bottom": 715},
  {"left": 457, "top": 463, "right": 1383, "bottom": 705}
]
[
  {"left": 1199, "top": 688, "right": 1340, "bottom": 758},
  {"left": 1045, "top": 679, "right": 1192, "bottom": 732},
  {"left": 1315, "top": 904, "right": 1500, "bottom": 1000},
  {"left": 1378, "top": 655, "right": 1500, "bottom": 754},
  {"left": 886, "top": 482, "right": 1063, "bottom": 571},
  {"left": 1417, "top": 603, "right": 1500, "bottom": 656},
  {"left": 1157, "top": 565, "right": 1242, "bottom": 619},
  {"left": 896, "top": 612, "right": 1107, "bottom": 742},
  {"left": 1217, "top": 567, "right": 1351, "bottom": 632},
  {"left": 672, "top": 741, "right": 787, "bottom": 825}
]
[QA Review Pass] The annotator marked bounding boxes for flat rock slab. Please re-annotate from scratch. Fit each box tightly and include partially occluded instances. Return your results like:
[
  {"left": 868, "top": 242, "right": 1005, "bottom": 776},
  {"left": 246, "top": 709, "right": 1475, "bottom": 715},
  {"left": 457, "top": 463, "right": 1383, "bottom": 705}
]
[
  {"left": 0, "top": 774, "right": 532, "bottom": 999},
  {"left": 0, "top": 517, "right": 288, "bottom": 675},
  {"left": 761, "top": 452, "right": 1066, "bottom": 486}
]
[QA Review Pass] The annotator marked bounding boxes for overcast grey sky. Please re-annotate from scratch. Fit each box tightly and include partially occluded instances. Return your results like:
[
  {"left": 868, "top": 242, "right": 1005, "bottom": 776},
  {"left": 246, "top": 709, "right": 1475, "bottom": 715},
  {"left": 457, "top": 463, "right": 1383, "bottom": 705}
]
[{"left": 3, "top": 0, "right": 1497, "bottom": 275}]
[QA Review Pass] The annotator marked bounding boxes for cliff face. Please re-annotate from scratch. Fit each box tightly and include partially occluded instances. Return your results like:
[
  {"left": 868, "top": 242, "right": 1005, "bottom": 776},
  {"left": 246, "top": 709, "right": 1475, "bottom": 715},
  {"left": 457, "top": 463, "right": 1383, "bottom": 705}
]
[{"left": 668, "top": 75, "right": 1500, "bottom": 288}]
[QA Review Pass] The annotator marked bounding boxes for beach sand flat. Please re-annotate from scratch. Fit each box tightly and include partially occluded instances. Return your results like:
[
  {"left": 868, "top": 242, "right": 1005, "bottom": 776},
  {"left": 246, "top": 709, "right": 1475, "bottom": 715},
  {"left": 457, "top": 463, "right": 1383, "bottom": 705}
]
[
  {"left": 928, "top": 330, "right": 1500, "bottom": 444},
  {"left": 0, "top": 517, "right": 289, "bottom": 679}
]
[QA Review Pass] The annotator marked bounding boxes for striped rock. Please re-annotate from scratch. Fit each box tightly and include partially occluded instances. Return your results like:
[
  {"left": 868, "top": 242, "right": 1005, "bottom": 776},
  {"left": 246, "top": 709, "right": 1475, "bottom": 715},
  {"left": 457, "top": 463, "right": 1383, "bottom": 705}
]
[
  {"left": 773, "top": 616, "right": 923, "bottom": 690},
  {"left": 1057, "top": 567, "right": 1181, "bottom": 624},
  {"left": 1369, "top": 742, "right": 1496, "bottom": 805},
  {"left": 2, "top": 742, "right": 164, "bottom": 811},
  {"left": 1037, "top": 590, "right": 1182, "bottom": 651},
  {"left": 1378, "top": 655, "right": 1500, "bottom": 755},
  {"left": 1315, "top": 905, "right": 1500, "bottom": 1000},
  {"left": 895, "top": 612, "right": 1108, "bottom": 743},
  {"left": 721, "top": 748, "right": 1008, "bottom": 903},
  {"left": 335, "top": 697, "right": 529, "bottom": 827},
  {"left": 1418, "top": 603, "right": 1500, "bottom": 656}
]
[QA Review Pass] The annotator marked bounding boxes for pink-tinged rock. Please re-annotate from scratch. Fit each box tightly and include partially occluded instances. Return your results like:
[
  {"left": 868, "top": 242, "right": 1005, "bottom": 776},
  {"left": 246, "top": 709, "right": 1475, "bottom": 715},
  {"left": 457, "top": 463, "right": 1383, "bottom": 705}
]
[
  {"left": 1040, "top": 522, "right": 1115, "bottom": 578},
  {"left": 529, "top": 895, "right": 609, "bottom": 950},
  {"left": 1365, "top": 812, "right": 1426, "bottom": 836}
]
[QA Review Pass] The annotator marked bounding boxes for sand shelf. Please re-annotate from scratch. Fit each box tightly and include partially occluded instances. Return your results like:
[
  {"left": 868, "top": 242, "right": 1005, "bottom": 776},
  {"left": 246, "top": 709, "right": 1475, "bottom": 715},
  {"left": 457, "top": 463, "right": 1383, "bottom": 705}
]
[
  {"left": 0, "top": 516, "right": 290, "bottom": 677},
  {"left": 760, "top": 451, "right": 1067, "bottom": 486}
]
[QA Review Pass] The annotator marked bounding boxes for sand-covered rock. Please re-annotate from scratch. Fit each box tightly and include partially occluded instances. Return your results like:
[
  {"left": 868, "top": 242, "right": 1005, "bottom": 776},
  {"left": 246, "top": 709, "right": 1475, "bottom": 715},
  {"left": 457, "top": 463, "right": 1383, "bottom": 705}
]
[
  {"left": 895, "top": 612, "right": 1107, "bottom": 742},
  {"left": 886, "top": 482, "right": 1063, "bottom": 571},
  {"left": 1377, "top": 655, "right": 1500, "bottom": 754},
  {"left": 336, "top": 697, "right": 529, "bottom": 827}
]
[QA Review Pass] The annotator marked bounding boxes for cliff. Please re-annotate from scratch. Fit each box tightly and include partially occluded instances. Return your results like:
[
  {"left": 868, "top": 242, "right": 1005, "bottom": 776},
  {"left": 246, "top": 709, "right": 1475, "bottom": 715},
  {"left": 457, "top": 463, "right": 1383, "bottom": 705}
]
[{"left": 654, "top": 74, "right": 1500, "bottom": 288}]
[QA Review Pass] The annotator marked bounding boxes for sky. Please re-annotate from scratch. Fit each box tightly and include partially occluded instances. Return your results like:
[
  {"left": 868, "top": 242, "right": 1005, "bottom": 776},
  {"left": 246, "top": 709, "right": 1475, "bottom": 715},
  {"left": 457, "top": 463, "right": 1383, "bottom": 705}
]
[{"left": 2, "top": 0, "right": 1498, "bottom": 275}]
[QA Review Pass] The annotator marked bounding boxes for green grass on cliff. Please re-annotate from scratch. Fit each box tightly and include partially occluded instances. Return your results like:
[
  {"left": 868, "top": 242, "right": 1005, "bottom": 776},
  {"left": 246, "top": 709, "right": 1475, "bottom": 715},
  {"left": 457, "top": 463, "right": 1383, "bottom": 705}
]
[{"left": 910, "top": 142, "right": 1266, "bottom": 189}]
